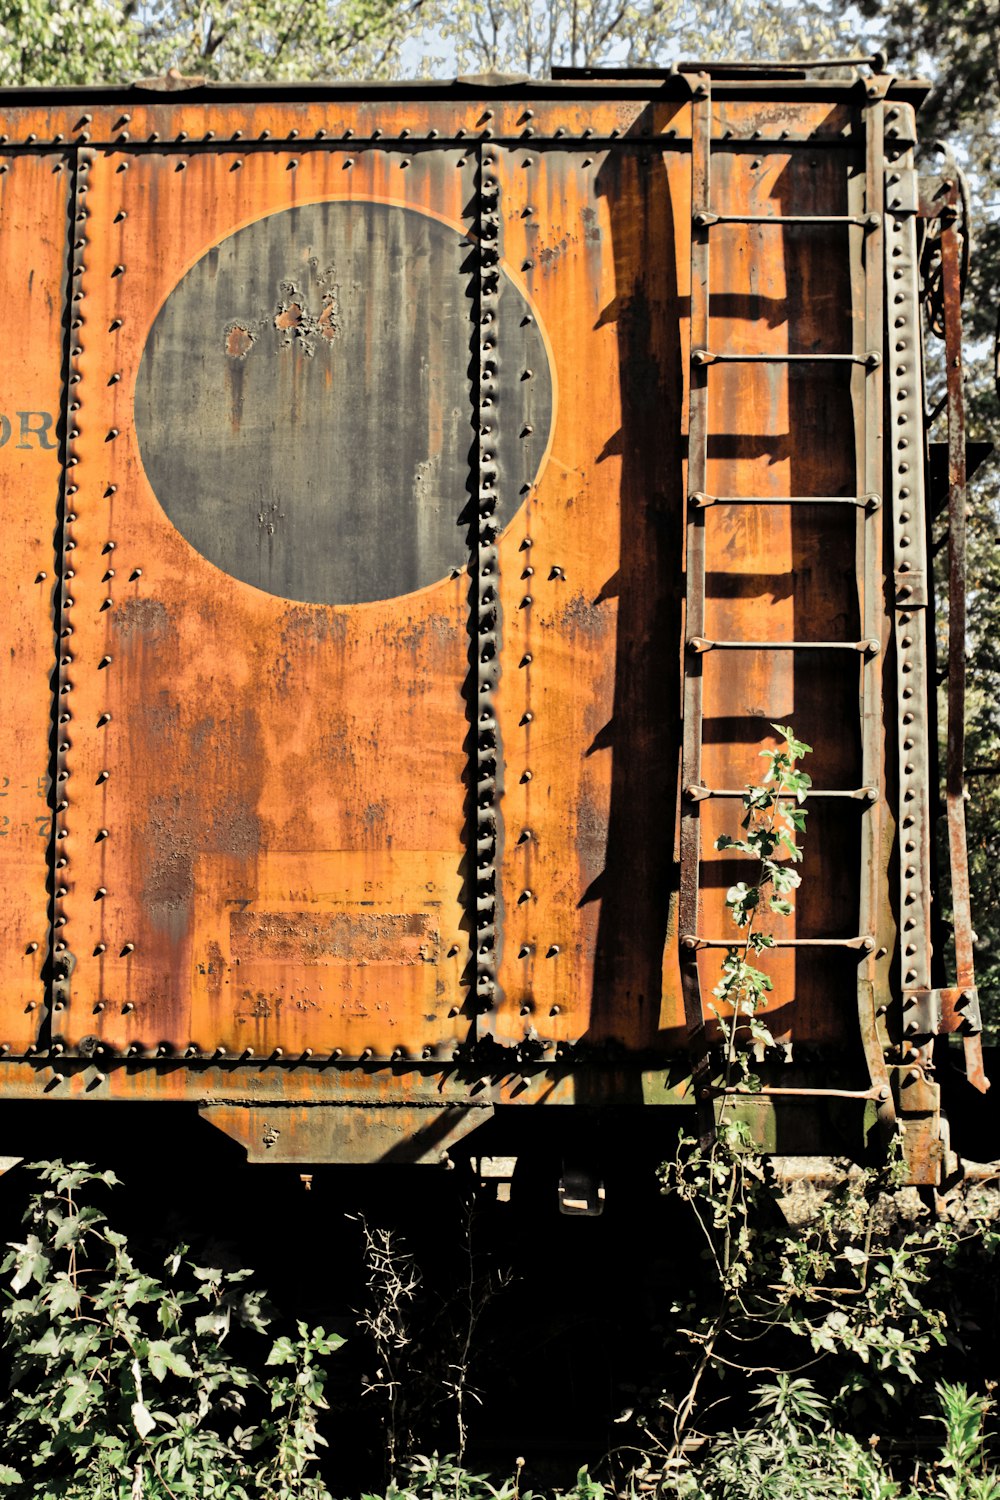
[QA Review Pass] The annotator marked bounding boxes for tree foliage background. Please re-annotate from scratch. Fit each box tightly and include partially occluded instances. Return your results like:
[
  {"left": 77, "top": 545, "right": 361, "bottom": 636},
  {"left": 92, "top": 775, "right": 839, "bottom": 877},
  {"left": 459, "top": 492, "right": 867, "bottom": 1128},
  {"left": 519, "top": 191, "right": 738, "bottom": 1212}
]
[
  {"left": 1, "top": 0, "right": 998, "bottom": 1018},
  {"left": 0, "top": 0, "right": 855, "bottom": 85},
  {"left": 0, "top": 0, "right": 422, "bottom": 86}
]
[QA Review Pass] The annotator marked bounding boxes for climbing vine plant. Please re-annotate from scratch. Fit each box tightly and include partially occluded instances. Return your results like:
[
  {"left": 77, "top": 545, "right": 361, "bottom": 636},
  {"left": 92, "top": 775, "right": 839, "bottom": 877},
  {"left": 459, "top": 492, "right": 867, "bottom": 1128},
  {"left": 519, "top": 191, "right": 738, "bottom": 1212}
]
[
  {"left": 650, "top": 728, "right": 1000, "bottom": 1479},
  {"left": 711, "top": 722, "right": 812, "bottom": 1099}
]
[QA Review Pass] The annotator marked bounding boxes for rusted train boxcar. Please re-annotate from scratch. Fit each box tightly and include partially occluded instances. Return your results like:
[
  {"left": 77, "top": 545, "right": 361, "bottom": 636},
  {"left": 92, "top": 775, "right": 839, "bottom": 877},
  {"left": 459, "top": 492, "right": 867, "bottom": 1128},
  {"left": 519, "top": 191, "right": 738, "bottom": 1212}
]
[{"left": 0, "top": 57, "right": 987, "bottom": 1189}]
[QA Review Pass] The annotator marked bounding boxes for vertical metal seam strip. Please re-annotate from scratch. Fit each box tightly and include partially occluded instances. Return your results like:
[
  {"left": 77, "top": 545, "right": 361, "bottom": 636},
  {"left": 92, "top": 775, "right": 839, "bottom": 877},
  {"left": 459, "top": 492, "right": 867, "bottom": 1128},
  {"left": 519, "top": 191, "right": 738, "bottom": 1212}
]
[
  {"left": 680, "top": 77, "right": 711, "bottom": 1100},
  {"left": 939, "top": 183, "right": 988, "bottom": 1089},
  {"left": 942, "top": 211, "right": 973, "bottom": 991},
  {"left": 49, "top": 145, "right": 93, "bottom": 1047},
  {"left": 886, "top": 139, "right": 933, "bottom": 1042},
  {"left": 476, "top": 143, "right": 502, "bottom": 1020},
  {"left": 858, "top": 102, "right": 895, "bottom": 1124}
]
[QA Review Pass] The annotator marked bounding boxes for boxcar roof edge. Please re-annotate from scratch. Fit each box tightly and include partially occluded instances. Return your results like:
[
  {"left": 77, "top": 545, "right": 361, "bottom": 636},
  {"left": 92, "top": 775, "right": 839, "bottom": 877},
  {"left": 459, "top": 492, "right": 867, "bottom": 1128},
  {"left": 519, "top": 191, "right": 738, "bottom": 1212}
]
[{"left": 0, "top": 74, "right": 932, "bottom": 107}]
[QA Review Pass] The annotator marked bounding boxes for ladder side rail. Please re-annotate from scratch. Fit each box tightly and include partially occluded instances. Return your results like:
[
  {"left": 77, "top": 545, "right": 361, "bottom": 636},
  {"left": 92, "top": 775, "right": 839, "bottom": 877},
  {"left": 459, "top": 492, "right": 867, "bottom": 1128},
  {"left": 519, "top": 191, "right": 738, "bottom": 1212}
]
[
  {"left": 858, "top": 96, "right": 896, "bottom": 1130},
  {"left": 679, "top": 75, "right": 713, "bottom": 1113}
]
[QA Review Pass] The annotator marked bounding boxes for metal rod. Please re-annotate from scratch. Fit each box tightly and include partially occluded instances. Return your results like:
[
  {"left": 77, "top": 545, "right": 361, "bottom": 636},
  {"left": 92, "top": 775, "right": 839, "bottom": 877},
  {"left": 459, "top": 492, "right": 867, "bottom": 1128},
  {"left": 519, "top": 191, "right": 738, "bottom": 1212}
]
[
  {"left": 688, "top": 637, "right": 878, "bottom": 652},
  {"left": 721, "top": 1085, "right": 884, "bottom": 1100},
  {"left": 680, "top": 936, "right": 876, "bottom": 950},
  {"left": 940, "top": 187, "right": 989, "bottom": 1095},
  {"left": 693, "top": 348, "right": 878, "bottom": 365},
  {"left": 690, "top": 492, "right": 878, "bottom": 508},
  {"left": 676, "top": 53, "right": 887, "bottom": 70},
  {"left": 695, "top": 212, "right": 877, "bottom": 227},
  {"left": 685, "top": 786, "right": 876, "bottom": 801}
]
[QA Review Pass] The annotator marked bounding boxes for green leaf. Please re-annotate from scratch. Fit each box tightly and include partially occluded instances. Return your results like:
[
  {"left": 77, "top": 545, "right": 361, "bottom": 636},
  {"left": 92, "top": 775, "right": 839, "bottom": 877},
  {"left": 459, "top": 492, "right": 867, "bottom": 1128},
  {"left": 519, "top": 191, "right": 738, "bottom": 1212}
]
[
  {"left": 266, "top": 1336, "right": 297, "bottom": 1367},
  {"left": 147, "top": 1340, "right": 196, "bottom": 1381},
  {"left": 122, "top": 1274, "right": 166, "bottom": 1309},
  {"left": 314, "top": 1329, "right": 345, "bottom": 1354},
  {"left": 60, "top": 1376, "right": 94, "bottom": 1424},
  {"left": 132, "top": 1401, "right": 156, "bottom": 1439},
  {"left": 52, "top": 1204, "right": 105, "bottom": 1250},
  {"left": 196, "top": 1310, "right": 230, "bottom": 1338},
  {"left": 9, "top": 1236, "right": 50, "bottom": 1293},
  {"left": 28, "top": 1326, "right": 62, "bottom": 1360},
  {"left": 771, "top": 722, "right": 812, "bottom": 758},
  {"left": 47, "top": 1275, "right": 81, "bottom": 1316}
]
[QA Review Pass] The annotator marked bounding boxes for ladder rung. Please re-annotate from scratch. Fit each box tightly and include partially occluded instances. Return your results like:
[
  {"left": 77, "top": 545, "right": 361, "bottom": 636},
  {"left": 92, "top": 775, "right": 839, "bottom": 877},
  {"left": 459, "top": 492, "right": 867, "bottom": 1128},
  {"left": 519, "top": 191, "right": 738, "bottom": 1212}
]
[
  {"left": 690, "top": 491, "right": 880, "bottom": 511},
  {"left": 684, "top": 785, "right": 877, "bottom": 802},
  {"left": 681, "top": 935, "right": 876, "bottom": 951},
  {"left": 687, "top": 636, "right": 880, "bottom": 654},
  {"left": 720, "top": 1085, "right": 886, "bottom": 1101},
  {"left": 694, "top": 210, "right": 880, "bottom": 229},
  {"left": 680, "top": 51, "right": 885, "bottom": 68},
  {"left": 693, "top": 348, "right": 880, "bottom": 367}
]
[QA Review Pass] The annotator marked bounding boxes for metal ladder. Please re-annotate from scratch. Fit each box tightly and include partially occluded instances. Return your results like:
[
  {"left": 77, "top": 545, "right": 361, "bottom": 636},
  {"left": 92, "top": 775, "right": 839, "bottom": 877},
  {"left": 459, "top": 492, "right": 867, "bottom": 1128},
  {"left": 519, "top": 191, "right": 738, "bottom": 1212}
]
[{"left": 677, "top": 71, "right": 895, "bottom": 1136}]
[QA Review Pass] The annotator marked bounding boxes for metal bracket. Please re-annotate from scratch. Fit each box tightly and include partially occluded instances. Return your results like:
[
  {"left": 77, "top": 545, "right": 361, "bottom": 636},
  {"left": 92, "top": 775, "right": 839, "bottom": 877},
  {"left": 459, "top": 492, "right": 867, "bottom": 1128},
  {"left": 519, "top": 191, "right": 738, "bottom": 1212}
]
[
  {"left": 863, "top": 71, "right": 896, "bottom": 103},
  {"left": 903, "top": 986, "right": 983, "bottom": 1038},
  {"left": 886, "top": 170, "right": 918, "bottom": 213},
  {"left": 894, "top": 568, "right": 927, "bottom": 607},
  {"left": 673, "top": 67, "right": 712, "bottom": 100}
]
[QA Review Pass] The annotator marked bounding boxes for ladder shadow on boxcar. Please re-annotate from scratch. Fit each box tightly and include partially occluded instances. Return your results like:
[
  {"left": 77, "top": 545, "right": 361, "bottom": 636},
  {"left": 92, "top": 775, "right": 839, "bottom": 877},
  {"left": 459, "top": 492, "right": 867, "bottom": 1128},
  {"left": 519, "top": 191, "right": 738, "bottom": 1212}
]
[
  {"left": 568, "top": 120, "right": 685, "bottom": 1104},
  {"left": 573, "top": 108, "right": 866, "bottom": 1101}
]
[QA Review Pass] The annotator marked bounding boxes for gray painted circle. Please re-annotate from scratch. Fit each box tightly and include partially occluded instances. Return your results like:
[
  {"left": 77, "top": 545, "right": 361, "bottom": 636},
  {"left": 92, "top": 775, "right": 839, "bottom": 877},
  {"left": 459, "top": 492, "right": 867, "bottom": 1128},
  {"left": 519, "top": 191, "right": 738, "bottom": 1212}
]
[{"left": 134, "top": 200, "right": 552, "bottom": 605}]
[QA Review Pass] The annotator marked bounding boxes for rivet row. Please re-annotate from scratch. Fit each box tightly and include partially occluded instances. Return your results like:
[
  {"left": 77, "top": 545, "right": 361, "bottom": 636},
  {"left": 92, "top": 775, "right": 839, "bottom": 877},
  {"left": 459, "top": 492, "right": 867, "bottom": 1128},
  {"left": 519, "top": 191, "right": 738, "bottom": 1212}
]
[
  {"left": 0, "top": 113, "right": 914, "bottom": 153},
  {"left": 3, "top": 1042, "right": 491, "bottom": 1064},
  {"left": 50, "top": 147, "right": 96, "bottom": 1014},
  {"left": 476, "top": 148, "right": 501, "bottom": 1015},
  {"left": 886, "top": 146, "right": 930, "bottom": 1029}
]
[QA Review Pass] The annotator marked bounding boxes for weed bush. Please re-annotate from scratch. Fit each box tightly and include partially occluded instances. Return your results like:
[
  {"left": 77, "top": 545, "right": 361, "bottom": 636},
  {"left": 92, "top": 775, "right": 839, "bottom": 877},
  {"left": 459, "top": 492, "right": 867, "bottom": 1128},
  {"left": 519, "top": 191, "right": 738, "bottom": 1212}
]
[{"left": 0, "top": 1161, "right": 342, "bottom": 1499}]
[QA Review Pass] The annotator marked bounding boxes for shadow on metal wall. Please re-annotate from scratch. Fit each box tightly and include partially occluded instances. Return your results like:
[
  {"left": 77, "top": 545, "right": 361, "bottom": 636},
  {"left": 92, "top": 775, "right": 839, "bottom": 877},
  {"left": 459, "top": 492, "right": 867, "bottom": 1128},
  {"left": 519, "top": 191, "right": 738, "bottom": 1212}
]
[
  {"left": 578, "top": 112, "right": 684, "bottom": 1090},
  {"left": 572, "top": 105, "right": 868, "bottom": 1095}
]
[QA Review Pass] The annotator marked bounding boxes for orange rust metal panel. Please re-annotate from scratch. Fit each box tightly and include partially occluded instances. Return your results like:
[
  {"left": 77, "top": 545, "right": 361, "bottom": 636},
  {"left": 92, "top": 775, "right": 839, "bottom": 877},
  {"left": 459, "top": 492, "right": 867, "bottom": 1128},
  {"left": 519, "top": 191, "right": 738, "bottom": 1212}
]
[
  {"left": 0, "top": 1052, "right": 691, "bottom": 1118},
  {"left": 0, "top": 93, "right": 916, "bottom": 157},
  {"left": 487, "top": 114, "right": 891, "bottom": 1059},
  {"left": 0, "top": 84, "right": 936, "bottom": 1163},
  {"left": 0, "top": 151, "right": 68, "bottom": 1050},
  {"left": 199, "top": 1101, "right": 492, "bottom": 1164},
  {"left": 0, "top": 99, "right": 695, "bottom": 153},
  {"left": 59, "top": 145, "right": 476, "bottom": 1060},
  {"left": 489, "top": 144, "right": 690, "bottom": 1054},
  {"left": 0, "top": 1055, "right": 488, "bottom": 1103}
]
